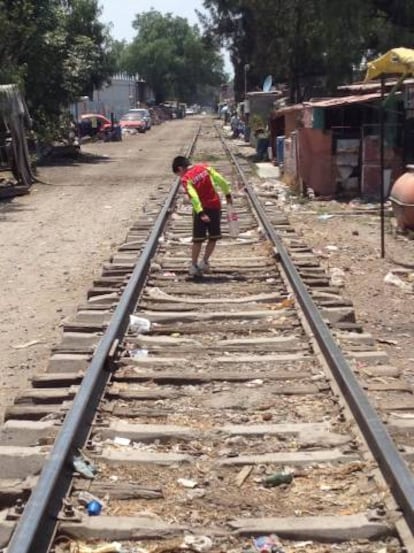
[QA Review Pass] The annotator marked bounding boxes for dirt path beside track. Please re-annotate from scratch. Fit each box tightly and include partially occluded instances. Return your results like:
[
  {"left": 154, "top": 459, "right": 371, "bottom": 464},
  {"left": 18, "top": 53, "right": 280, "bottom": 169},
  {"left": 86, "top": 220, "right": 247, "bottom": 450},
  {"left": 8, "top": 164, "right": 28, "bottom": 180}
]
[
  {"left": 287, "top": 198, "right": 414, "bottom": 379},
  {"left": 0, "top": 119, "right": 198, "bottom": 422}
]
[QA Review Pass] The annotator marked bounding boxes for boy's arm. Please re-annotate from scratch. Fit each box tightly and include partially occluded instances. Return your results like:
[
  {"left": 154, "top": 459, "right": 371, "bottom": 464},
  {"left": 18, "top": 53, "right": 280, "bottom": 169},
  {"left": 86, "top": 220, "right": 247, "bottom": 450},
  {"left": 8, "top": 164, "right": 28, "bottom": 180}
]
[
  {"left": 207, "top": 167, "right": 232, "bottom": 202},
  {"left": 185, "top": 181, "right": 203, "bottom": 213}
]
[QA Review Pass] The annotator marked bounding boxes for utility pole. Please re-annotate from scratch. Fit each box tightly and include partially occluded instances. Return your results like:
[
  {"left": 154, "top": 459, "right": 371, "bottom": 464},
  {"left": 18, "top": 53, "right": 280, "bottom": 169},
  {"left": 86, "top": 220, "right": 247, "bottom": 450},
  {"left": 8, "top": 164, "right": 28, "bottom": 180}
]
[{"left": 244, "top": 64, "right": 250, "bottom": 98}]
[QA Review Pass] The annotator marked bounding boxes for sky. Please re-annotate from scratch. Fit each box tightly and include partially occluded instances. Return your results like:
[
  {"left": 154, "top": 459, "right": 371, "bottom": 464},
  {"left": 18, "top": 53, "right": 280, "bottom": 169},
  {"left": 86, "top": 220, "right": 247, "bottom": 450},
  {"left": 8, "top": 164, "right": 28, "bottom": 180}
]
[{"left": 99, "top": 0, "right": 232, "bottom": 74}]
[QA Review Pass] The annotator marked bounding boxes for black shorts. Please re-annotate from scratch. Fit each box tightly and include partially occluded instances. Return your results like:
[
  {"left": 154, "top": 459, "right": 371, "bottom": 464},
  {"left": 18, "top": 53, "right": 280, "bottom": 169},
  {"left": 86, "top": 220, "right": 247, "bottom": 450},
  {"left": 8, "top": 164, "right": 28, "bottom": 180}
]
[{"left": 193, "top": 208, "right": 222, "bottom": 242}]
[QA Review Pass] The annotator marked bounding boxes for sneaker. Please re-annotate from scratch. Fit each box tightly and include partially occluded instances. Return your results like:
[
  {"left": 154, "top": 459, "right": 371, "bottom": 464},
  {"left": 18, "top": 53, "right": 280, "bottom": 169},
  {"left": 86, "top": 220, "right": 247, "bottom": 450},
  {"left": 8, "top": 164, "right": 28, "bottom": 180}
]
[
  {"left": 189, "top": 263, "right": 202, "bottom": 277},
  {"left": 198, "top": 259, "right": 211, "bottom": 273}
]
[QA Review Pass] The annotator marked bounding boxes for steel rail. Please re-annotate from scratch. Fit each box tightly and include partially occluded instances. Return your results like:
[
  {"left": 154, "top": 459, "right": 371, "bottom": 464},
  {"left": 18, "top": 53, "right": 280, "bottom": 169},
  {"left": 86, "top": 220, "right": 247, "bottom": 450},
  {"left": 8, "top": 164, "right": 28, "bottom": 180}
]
[
  {"left": 220, "top": 134, "right": 414, "bottom": 534},
  {"left": 6, "top": 129, "right": 200, "bottom": 553}
]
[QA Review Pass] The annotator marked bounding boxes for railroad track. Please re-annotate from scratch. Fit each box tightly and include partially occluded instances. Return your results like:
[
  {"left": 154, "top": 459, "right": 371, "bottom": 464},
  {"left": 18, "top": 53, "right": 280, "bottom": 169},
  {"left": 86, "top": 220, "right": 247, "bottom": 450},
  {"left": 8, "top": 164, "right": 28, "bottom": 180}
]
[{"left": 1, "top": 119, "right": 414, "bottom": 553}]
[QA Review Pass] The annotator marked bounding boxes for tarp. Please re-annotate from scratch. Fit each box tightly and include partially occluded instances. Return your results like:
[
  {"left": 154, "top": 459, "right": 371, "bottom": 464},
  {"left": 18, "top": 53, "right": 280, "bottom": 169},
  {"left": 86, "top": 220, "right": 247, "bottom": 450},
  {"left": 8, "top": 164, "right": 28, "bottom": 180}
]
[
  {"left": 0, "top": 84, "right": 35, "bottom": 191},
  {"left": 0, "top": 84, "right": 28, "bottom": 119},
  {"left": 365, "top": 47, "right": 414, "bottom": 81}
]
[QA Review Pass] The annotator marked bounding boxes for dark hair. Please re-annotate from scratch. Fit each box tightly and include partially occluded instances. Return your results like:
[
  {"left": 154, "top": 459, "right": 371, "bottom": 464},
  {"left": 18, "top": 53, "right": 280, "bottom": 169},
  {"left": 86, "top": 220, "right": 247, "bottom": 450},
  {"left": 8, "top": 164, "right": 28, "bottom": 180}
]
[{"left": 172, "top": 155, "right": 190, "bottom": 174}]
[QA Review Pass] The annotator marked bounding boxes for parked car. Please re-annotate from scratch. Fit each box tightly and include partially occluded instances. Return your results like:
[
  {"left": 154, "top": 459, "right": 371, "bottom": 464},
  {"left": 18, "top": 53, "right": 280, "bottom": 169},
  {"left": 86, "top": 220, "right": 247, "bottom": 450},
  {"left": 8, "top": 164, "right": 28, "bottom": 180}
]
[
  {"left": 78, "top": 114, "right": 121, "bottom": 141},
  {"left": 119, "top": 112, "right": 147, "bottom": 133},
  {"left": 127, "top": 108, "right": 152, "bottom": 130}
]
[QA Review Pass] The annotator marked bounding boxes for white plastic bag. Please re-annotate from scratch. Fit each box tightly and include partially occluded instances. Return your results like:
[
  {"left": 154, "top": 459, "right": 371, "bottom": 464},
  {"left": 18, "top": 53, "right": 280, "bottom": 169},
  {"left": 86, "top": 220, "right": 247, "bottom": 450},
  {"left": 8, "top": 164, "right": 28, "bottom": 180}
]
[
  {"left": 226, "top": 204, "right": 240, "bottom": 238},
  {"left": 129, "top": 315, "right": 151, "bottom": 334},
  {"left": 384, "top": 271, "right": 413, "bottom": 292}
]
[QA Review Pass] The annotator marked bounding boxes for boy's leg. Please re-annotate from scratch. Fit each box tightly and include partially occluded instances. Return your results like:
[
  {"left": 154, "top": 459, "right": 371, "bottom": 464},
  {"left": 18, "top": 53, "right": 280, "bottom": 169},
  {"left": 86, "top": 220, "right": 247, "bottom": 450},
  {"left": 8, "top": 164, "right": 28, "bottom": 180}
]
[
  {"left": 192, "top": 241, "right": 203, "bottom": 265},
  {"left": 203, "top": 239, "right": 216, "bottom": 262},
  {"left": 200, "top": 209, "right": 221, "bottom": 271},
  {"left": 190, "top": 212, "right": 207, "bottom": 275}
]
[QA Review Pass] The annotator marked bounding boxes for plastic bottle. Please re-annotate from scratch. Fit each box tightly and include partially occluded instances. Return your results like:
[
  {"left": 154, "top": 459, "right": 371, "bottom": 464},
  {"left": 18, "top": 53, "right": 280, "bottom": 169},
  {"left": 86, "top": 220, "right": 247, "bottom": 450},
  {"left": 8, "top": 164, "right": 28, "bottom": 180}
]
[
  {"left": 87, "top": 499, "right": 102, "bottom": 516},
  {"left": 253, "top": 535, "right": 285, "bottom": 553},
  {"left": 262, "top": 472, "right": 293, "bottom": 488},
  {"left": 77, "top": 491, "right": 100, "bottom": 506},
  {"left": 226, "top": 204, "right": 240, "bottom": 238}
]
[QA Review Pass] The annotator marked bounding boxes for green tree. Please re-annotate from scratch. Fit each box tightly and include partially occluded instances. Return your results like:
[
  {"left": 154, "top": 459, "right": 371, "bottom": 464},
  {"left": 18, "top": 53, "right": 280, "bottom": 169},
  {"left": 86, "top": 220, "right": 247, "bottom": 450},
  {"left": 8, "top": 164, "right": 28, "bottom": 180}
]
[
  {"left": 0, "top": 0, "right": 115, "bottom": 138},
  {"left": 200, "top": 0, "right": 256, "bottom": 102},
  {"left": 202, "top": 0, "right": 414, "bottom": 102},
  {"left": 110, "top": 39, "right": 129, "bottom": 73},
  {"left": 122, "top": 10, "right": 225, "bottom": 104},
  {"left": 364, "top": 0, "right": 414, "bottom": 53},
  {"left": 371, "top": 0, "right": 414, "bottom": 29},
  {"left": 252, "top": 0, "right": 367, "bottom": 100}
]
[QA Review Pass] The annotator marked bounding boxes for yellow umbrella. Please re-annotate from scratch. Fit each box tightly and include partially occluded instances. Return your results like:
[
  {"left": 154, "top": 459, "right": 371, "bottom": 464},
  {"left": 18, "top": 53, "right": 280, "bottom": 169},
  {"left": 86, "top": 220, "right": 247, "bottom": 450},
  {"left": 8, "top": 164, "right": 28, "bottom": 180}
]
[{"left": 365, "top": 47, "right": 414, "bottom": 81}]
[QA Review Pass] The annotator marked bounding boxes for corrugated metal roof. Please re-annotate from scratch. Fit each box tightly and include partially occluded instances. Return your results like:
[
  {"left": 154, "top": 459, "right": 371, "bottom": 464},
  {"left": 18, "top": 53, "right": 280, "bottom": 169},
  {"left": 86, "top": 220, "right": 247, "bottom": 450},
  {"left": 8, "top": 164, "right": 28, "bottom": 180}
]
[
  {"left": 272, "top": 103, "right": 303, "bottom": 116},
  {"left": 310, "top": 92, "right": 381, "bottom": 107},
  {"left": 338, "top": 82, "right": 381, "bottom": 92},
  {"left": 273, "top": 92, "right": 382, "bottom": 117},
  {"left": 246, "top": 90, "right": 283, "bottom": 97},
  {"left": 338, "top": 77, "right": 414, "bottom": 92}
]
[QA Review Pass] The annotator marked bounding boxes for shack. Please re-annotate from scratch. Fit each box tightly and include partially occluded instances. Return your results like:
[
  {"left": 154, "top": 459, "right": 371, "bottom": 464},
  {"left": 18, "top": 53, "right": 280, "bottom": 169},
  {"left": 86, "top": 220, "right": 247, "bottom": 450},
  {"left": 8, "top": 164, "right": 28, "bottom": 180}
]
[{"left": 272, "top": 89, "right": 404, "bottom": 198}]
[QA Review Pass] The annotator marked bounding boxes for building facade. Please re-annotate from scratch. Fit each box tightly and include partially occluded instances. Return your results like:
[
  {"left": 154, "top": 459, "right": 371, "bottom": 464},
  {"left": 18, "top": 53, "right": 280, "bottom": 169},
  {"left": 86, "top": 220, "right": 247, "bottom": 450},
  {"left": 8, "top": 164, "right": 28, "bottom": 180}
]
[{"left": 73, "top": 74, "right": 153, "bottom": 121}]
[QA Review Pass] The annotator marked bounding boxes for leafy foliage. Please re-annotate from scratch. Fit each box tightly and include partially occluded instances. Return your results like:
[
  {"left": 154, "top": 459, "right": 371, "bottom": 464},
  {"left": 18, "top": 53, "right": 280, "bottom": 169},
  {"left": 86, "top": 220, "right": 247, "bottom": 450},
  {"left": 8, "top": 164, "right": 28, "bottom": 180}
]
[
  {"left": 200, "top": 1, "right": 256, "bottom": 101},
  {"left": 202, "top": 0, "right": 414, "bottom": 101},
  {"left": 120, "top": 10, "right": 225, "bottom": 104},
  {"left": 110, "top": 39, "right": 129, "bottom": 73},
  {"left": 0, "top": 0, "right": 114, "bottom": 139}
]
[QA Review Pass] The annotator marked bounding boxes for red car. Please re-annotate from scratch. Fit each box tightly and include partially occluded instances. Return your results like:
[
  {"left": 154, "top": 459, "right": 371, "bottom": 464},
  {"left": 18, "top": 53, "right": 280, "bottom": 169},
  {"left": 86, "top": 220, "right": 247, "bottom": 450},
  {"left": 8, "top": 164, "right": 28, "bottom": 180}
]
[
  {"left": 119, "top": 112, "right": 147, "bottom": 133},
  {"left": 79, "top": 113, "right": 121, "bottom": 141}
]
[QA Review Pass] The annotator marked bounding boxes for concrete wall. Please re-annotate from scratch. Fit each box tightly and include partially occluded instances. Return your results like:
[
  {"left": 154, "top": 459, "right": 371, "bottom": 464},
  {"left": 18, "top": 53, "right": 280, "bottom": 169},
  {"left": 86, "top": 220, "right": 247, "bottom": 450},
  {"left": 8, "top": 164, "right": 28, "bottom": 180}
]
[
  {"left": 90, "top": 77, "right": 138, "bottom": 120},
  {"left": 72, "top": 75, "right": 153, "bottom": 121}
]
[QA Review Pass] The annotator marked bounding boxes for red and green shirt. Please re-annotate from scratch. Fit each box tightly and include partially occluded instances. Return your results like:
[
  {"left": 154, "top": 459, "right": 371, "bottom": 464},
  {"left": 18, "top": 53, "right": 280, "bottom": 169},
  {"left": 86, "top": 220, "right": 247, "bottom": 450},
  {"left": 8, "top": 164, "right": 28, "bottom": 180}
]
[{"left": 180, "top": 163, "right": 231, "bottom": 214}]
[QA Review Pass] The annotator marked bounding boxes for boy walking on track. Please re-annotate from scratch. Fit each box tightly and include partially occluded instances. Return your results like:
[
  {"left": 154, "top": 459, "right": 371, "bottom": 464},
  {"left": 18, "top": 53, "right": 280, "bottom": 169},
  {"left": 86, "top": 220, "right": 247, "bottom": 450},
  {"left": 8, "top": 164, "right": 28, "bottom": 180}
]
[{"left": 172, "top": 155, "right": 233, "bottom": 277}]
